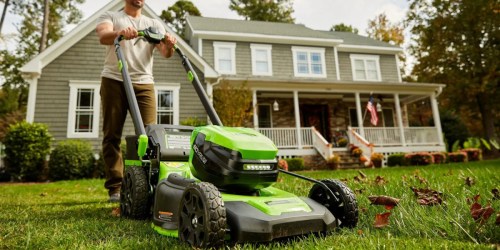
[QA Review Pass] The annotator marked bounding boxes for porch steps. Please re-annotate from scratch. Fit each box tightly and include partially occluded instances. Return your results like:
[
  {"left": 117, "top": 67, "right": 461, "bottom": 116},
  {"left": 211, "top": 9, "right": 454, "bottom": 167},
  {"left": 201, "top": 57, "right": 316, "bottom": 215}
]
[{"left": 335, "top": 150, "right": 365, "bottom": 169}]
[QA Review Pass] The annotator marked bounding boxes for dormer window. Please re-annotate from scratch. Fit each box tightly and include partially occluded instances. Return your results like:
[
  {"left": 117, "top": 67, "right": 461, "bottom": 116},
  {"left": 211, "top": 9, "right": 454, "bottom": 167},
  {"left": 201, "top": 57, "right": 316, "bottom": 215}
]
[
  {"left": 213, "top": 42, "right": 236, "bottom": 75},
  {"left": 251, "top": 44, "right": 272, "bottom": 76},
  {"left": 350, "top": 54, "right": 381, "bottom": 81},
  {"left": 291, "top": 46, "right": 326, "bottom": 78}
]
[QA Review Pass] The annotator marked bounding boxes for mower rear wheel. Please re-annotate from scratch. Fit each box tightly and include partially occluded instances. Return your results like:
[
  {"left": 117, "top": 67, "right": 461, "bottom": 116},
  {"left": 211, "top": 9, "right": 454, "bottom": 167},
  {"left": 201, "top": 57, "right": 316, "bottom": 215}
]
[
  {"left": 308, "top": 179, "right": 358, "bottom": 228},
  {"left": 178, "top": 182, "right": 226, "bottom": 248},
  {"left": 120, "top": 166, "right": 150, "bottom": 219}
]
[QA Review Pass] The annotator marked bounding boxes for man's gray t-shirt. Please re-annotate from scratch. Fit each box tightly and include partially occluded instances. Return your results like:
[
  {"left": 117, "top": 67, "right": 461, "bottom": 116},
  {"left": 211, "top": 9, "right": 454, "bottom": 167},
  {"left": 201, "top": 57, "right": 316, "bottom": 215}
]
[{"left": 97, "top": 11, "right": 166, "bottom": 84}]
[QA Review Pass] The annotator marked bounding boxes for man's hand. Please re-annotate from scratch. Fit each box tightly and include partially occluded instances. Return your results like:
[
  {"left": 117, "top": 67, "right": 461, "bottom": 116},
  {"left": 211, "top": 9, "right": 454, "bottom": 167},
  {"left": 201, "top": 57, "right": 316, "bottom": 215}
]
[
  {"left": 118, "top": 26, "right": 139, "bottom": 40},
  {"left": 158, "top": 33, "right": 177, "bottom": 58}
]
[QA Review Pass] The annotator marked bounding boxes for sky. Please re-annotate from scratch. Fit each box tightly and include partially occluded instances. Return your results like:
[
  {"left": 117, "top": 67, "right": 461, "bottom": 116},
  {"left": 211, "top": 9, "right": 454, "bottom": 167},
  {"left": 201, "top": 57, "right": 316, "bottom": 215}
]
[{"left": 0, "top": 0, "right": 409, "bottom": 48}]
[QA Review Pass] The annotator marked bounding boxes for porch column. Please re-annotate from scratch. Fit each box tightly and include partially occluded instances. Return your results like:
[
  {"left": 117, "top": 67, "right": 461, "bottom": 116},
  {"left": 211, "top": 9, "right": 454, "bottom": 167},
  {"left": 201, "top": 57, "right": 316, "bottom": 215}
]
[
  {"left": 394, "top": 93, "right": 406, "bottom": 146},
  {"left": 25, "top": 74, "right": 40, "bottom": 123},
  {"left": 293, "top": 91, "right": 302, "bottom": 149},
  {"left": 252, "top": 89, "right": 258, "bottom": 129},
  {"left": 430, "top": 92, "right": 444, "bottom": 145},
  {"left": 355, "top": 92, "right": 365, "bottom": 137}
]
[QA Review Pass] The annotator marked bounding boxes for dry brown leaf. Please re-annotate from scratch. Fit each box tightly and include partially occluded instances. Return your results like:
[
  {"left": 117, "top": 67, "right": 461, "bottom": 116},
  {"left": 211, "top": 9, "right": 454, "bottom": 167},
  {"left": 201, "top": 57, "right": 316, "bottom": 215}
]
[
  {"left": 492, "top": 188, "right": 499, "bottom": 200},
  {"left": 368, "top": 195, "right": 400, "bottom": 210},
  {"left": 411, "top": 187, "right": 443, "bottom": 206},
  {"left": 111, "top": 207, "right": 121, "bottom": 217},
  {"left": 464, "top": 177, "right": 475, "bottom": 187},
  {"left": 358, "top": 170, "right": 367, "bottom": 179},
  {"left": 374, "top": 212, "right": 391, "bottom": 228},
  {"left": 471, "top": 202, "right": 495, "bottom": 224},
  {"left": 496, "top": 212, "right": 500, "bottom": 225},
  {"left": 374, "top": 176, "right": 388, "bottom": 185}
]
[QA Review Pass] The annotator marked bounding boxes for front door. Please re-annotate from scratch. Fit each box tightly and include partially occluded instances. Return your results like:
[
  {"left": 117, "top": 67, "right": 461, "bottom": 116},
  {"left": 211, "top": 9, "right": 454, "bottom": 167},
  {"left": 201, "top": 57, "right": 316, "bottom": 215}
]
[{"left": 301, "top": 104, "right": 331, "bottom": 141}]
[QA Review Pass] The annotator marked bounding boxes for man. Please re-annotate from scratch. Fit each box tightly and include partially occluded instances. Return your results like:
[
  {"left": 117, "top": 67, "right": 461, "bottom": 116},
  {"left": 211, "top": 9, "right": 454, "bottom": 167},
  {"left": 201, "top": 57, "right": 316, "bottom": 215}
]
[{"left": 96, "top": 0, "right": 177, "bottom": 202}]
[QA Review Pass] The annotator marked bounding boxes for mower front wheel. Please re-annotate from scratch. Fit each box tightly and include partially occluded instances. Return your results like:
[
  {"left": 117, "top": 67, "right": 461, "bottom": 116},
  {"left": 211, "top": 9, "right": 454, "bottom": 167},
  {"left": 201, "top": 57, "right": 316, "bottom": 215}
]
[
  {"left": 308, "top": 179, "right": 358, "bottom": 228},
  {"left": 178, "top": 182, "right": 226, "bottom": 248},
  {"left": 120, "top": 166, "right": 150, "bottom": 219}
]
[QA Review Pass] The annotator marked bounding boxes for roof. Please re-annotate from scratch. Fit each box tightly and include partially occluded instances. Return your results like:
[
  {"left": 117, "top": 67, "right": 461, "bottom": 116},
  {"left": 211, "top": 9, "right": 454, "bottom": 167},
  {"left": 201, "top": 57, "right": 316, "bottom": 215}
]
[
  {"left": 186, "top": 16, "right": 402, "bottom": 53},
  {"left": 20, "top": 0, "right": 218, "bottom": 78}
]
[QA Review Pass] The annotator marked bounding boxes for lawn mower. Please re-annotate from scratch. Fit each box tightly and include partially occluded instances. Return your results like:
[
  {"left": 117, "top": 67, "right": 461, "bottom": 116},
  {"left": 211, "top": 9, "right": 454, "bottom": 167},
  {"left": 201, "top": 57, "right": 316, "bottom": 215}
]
[{"left": 114, "top": 27, "right": 358, "bottom": 248}]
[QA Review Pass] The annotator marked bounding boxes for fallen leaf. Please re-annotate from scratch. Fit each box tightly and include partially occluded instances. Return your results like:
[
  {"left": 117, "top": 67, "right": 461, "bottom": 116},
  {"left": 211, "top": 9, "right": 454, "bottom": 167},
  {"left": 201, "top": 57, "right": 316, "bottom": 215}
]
[
  {"left": 360, "top": 207, "right": 368, "bottom": 213},
  {"left": 357, "top": 229, "right": 364, "bottom": 235},
  {"left": 411, "top": 187, "right": 443, "bottom": 206},
  {"left": 355, "top": 188, "right": 365, "bottom": 194},
  {"left": 496, "top": 212, "right": 500, "bottom": 225},
  {"left": 464, "top": 177, "right": 475, "bottom": 187},
  {"left": 374, "top": 176, "right": 388, "bottom": 185},
  {"left": 471, "top": 203, "right": 494, "bottom": 224},
  {"left": 368, "top": 195, "right": 400, "bottom": 210},
  {"left": 358, "top": 170, "right": 367, "bottom": 179},
  {"left": 111, "top": 207, "right": 121, "bottom": 217},
  {"left": 340, "top": 178, "right": 349, "bottom": 183},
  {"left": 414, "top": 175, "right": 428, "bottom": 184},
  {"left": 40, "top": 192, "right": 48, "bottom": 197},
  {"left": 374, "top": 212, "right": 391, "bottom": 228},
  {"left": 492, "top": 189, "right": 499, "bottom": 200}
]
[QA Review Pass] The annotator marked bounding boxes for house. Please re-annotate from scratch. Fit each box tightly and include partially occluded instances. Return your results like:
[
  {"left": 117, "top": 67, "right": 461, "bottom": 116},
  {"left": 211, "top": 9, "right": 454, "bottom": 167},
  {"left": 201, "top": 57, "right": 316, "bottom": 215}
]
[{"left": 21, "top": 0, "right": 446, "bottom": 167}]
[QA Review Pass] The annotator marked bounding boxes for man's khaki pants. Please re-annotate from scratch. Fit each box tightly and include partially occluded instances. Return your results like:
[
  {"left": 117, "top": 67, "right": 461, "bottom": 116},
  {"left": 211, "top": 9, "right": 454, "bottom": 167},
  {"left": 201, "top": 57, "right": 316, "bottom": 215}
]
[{"left": 100, "top": 77, "right": 156, "bottom": 195}]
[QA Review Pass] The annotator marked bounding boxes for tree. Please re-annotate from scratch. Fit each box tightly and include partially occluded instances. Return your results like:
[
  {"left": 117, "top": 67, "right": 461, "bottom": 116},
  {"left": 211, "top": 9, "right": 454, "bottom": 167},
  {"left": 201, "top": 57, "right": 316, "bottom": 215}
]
[
  {"left": 330, "top": 23, "right": 358, "bottom": 34},
  {"left": 229, "top": 0, "right": 294, "bottom": 23},
  {"left": 367, "top": 13, "right": 406, "bottom": 78},
  {"left": 213, "top": 81, "right": 253, "bottom": 127},
  {"left": 406, "top": 0, "right": 500, "bottom": 154},
  {"left": 160, "top": 0, "right": 201, "bottom": 38},
  {"left": 0, "top": 0, "right": 10, "bottom": 34}
]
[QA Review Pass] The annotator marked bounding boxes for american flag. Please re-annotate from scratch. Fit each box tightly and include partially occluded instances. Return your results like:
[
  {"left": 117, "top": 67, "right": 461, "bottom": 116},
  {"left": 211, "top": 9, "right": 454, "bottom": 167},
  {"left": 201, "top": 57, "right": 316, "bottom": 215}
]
[{"left": 367, "top": 96, "right": 378, "bottom": 126}]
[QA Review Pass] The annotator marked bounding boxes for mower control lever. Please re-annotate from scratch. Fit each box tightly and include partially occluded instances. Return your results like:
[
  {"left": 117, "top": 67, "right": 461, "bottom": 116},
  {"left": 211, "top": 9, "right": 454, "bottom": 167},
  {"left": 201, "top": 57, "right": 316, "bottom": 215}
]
[{"left": 115, "top": 26, "right": 164, "bottom": 44}]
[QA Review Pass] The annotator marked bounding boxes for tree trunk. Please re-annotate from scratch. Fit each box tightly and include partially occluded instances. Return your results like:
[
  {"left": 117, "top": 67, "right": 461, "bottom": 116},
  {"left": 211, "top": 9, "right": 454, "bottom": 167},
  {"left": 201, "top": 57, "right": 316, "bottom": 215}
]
[
  {"left": 0, "top": 0, "right": 10, "bottom": 35},
  {"left": 39, "top": 0, "right": 50, "bottom": 52},
  {"left": 476, "top": 92, "right": 499, "bottom": 157}
]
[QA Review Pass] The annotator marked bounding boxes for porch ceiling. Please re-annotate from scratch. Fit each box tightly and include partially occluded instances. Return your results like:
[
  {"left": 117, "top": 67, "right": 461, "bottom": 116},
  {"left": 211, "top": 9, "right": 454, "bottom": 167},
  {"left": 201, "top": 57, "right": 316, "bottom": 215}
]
[{"left": 220, "top": 77, "right": 445, "bottom": 96}]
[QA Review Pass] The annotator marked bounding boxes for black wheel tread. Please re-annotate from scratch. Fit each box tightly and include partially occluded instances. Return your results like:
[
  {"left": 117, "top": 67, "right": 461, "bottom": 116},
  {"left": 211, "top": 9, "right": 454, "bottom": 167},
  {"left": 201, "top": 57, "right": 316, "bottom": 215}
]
[{"left": 120, "top": 167, "right": 150, "bottom": 219}]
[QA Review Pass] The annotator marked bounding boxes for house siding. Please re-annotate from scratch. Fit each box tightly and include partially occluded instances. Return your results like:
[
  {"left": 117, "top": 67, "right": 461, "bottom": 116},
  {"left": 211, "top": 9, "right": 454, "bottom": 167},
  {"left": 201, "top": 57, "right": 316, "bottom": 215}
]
[
  {"left": 34, "top": 31, "right": 206, "bottom": 150},
  {"left": 203, "top": 40, "right": 338, "bottom": 80}
]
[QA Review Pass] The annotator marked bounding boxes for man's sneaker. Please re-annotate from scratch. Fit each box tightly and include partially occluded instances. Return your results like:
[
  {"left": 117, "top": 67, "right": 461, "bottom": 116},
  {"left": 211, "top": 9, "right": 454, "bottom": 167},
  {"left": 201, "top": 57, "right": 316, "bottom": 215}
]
[{"left": 108, "top": 193, "right": 120, "bottom": 203}]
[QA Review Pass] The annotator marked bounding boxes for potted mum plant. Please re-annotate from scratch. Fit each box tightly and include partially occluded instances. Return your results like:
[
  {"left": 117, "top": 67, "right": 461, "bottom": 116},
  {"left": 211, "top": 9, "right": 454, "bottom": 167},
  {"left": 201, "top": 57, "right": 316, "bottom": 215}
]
[
  {"left": 371, "top": 152, "right": 384, "bottom": 168},
  {"left": 326, "top": 155, "right": 340, "bottom": 170}
]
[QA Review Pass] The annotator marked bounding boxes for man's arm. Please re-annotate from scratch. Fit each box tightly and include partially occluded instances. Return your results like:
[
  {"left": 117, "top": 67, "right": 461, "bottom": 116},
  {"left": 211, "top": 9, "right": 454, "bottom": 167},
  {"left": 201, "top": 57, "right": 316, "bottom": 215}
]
[
  {"left": 156, "top": 33, "right": 177, "bottom": 58},
  {"left": 96, "top": 22, "right": 138, "bottom": 45}
]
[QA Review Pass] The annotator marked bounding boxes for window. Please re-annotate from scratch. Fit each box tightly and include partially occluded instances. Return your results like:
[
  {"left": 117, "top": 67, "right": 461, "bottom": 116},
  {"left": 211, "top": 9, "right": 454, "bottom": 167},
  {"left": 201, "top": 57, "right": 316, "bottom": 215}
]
[
  {"left": 350, "top": 54, "right": 381, "bottom": 81},
  {"left": 155, "top": 84, "right": 180, "bottom": 125},
  {"left": 67, "top": 81, "right": 100, "bottom": 138},
  {"left": 292, "top": 46, "right": 326, "bottom": 77},
  {"left": 251, "top": 44, "right": 272, "bottom": 76},
  {"left": 213, "top": 42, "right": 236, "bottom": 74},
  {"left": 258, "top": 104, "right": 272, "bottom": 128}
]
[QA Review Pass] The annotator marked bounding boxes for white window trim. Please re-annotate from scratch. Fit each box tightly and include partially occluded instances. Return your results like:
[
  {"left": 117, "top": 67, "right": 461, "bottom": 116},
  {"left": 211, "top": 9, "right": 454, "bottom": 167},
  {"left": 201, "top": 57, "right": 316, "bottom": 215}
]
[
  {"left": 291, "top": 46, "right": 327, "bottom": 78},
  {"left": 155, "top": 83, "right": 181, "bottom": 125},
  {"left": 213, "top": 41, "right": 236, "bottom": 75},
  {"left": 67, "top": 81, "right": 101, "bottom": 138},
  {"left": 350, "top": 54, "right": 382, "bottom": 81},
  {"left": 250, "top": 44, "right": 273, "bottom": 76}
]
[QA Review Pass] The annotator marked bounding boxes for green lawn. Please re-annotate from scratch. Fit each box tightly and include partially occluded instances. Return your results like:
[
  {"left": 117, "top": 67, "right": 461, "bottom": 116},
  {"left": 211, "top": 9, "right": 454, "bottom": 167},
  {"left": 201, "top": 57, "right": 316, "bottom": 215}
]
[{"left": 0, "top": 160, "right": 499, "bottom": 249}]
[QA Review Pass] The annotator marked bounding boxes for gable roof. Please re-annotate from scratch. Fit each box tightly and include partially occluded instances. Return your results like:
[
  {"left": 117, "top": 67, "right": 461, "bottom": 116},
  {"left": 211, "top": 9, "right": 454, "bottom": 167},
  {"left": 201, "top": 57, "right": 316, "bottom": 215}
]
[
  {"left": 186, "top": 16, "right": 343, "bottom": 47},
  {"left": 187, "top": 16, "right": 402, "bottom": 53},
  {"left": 20, "top": 0, "right": 218, "bottom": 78}
]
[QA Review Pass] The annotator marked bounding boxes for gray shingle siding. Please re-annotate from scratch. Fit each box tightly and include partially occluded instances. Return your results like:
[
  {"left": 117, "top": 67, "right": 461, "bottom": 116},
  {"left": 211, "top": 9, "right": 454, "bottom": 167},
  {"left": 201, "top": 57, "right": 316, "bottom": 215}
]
[
  {"left": 203, "top": 40, "right": 338, "bottom": 80},
  {"left": 34, "top": 31, "right": 206, "bottom": 150}
]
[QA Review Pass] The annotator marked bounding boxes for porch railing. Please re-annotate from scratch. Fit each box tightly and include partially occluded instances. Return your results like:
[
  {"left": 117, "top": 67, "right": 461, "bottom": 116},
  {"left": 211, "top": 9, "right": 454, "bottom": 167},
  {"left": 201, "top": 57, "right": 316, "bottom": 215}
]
[
  {"left": 348, "top": 127, "right": 373, "bottom": 161},
  {"left": 351, "top": 127, "right": 440, "bottom": 146},
  {"left": 258, "top": 127, "right": 313, "bottom": 149},
  {"left": 311, "top": 127, "right": 332, "bottom": 159}
]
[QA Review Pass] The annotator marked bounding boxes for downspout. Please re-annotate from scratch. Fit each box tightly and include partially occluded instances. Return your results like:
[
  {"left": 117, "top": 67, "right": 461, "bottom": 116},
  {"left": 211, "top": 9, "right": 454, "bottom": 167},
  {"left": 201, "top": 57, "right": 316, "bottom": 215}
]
[{"left": 206, "top": 77, "right": 222, "bottom": 125}]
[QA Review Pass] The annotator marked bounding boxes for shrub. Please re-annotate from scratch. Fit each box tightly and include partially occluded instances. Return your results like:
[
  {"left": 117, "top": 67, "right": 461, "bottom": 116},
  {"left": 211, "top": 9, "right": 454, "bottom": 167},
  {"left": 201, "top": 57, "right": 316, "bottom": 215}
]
[
  {"left": 285, "top": 158, "right": 304, "bottom": 171},
  {"left": 431, "top": 152, "right": 447, "bottom": 164},
  {"left": 405, "top": 152, "right": 434, "bottom": 166},
  {"left": 387, "top": 153, "right": 406, "bottom": 167},
  {"left": 180, "top": 117, "right": 207, "bottom": 127},
  {"left": 4, "top": 122, "right": 52, "bottom": 181},
  {"left": 448, "top": 152, "right": 468, "bottom": 162},
  {"left": 352, "top": 148, "right": 363, "bottom": 157},
  {"left": 460, "top": 148, "right": 481, "bottom": 161},
  {"left": 48, "top": 140, "right": 95, "bottom": 181}
]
